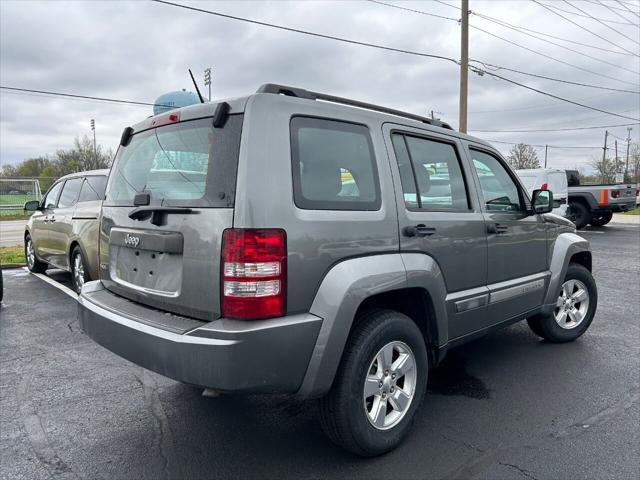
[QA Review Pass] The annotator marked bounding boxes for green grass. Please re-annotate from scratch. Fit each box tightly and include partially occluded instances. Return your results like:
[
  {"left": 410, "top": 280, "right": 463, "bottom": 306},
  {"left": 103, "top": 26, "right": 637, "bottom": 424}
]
[
  {"left": 622, "top": 207, "right": 640, "bottom": 215},
  {"left": 0, "top": 194, "right": 34, "bottom": 204},
  {"left": 0, "top": 245, "right": 25, "bottom": 267}
]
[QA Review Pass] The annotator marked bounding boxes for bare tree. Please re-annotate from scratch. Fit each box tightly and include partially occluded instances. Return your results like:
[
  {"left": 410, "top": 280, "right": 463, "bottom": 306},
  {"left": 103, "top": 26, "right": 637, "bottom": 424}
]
[
  {"left": 507, "top": 143, "right": 540, "bottom": 169},
  {"left": 589, "top": 155, "right": 617, "bottom": 184}
]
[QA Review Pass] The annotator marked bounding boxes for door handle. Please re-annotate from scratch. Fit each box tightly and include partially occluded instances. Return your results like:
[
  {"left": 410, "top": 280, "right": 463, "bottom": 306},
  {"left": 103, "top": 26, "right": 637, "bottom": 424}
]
[
  {"left": 403, "top": 224, "right": 437, "bottom": 237},
  {"left": 487, "top": 223, "right": 508, "bottom": 234}
]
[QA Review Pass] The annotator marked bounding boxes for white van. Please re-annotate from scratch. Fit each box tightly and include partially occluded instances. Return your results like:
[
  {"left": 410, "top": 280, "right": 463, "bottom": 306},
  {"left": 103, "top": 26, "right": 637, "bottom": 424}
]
[{"left": 516, "top": 168, "right": 569, "bottom": 217}]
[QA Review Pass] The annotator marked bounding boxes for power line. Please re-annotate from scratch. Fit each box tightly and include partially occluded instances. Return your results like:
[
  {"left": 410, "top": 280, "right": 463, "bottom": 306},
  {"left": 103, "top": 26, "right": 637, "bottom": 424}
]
[
  {"left": 370, "top": 0, "right": 639, "bottom": 79},
  {"left": 533, "top": 0, "right": 639, "bottom": 55},
  {"left": 533, "top": 0, "right": 640, "bottom": 26},
  {"left": 562, "top": 0, "right": 640, "bottom": 45},
  {"left": 469, "top": 23, "right": 639, "bottom": 85},
  {"left": 470, "top": 122, "right": 639, "bottom": 133},
  {"left": 470, "top": 91, "right": 630, "bottom": 114},
  {"left": 487, "top": 139, "right": 602, "bottom": 149},
  {"left": 472, "top": 67, "right": 640, "bottom": 121},
  {"left": 0, "top": 86, "right": 172, "bottom": 108},
  {"left": 472, "top": 11, "right": 637, "bottom": 56},
  {"left": 470, "top": 60, "right": 638, "bottom": 94},
  {"left": 590, "top": 0, "right": 640, "bottom": 25},
  {"left": 153, "top": 0, "right": 639, "bottom": 95},
  {"left": 615, "top": 0, "right": 640, "bottom": 19}
]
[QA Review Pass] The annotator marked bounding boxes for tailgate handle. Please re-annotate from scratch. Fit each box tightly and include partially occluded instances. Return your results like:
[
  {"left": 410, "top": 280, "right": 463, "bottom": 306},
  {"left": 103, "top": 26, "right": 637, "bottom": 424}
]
[{"left": 128, "top": 206, "right": 194, "bottom": 226}]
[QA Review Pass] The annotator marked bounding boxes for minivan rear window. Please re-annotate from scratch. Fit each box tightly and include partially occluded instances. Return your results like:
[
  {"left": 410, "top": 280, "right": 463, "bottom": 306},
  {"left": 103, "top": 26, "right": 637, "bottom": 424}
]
[{"left": 105, "top": 115, "right": 243, "bottom": 207}]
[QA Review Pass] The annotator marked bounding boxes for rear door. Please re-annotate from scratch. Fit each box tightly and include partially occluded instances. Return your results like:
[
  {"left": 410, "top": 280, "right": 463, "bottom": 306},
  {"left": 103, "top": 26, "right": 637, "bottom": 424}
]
[
  {"left": 384, "top": 125, "right": 488, "bottom": 338},
  {"left": 466, "top": 145, "right": 548, "bottom": 322},
  {"left": 49, "top": 177, "right": 83, "bottom": 269},
  {"left": 100, "top": 114, "right": 243, "bottom": 321}
]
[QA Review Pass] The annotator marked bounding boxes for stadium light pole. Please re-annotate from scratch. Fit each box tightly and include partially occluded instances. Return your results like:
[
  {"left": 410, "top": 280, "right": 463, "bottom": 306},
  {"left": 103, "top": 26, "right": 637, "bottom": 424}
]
[
  {"left": 204, "top": 67, "right": 212, "bottom": 101},
  {"left": 90, "top": 119, "right": 97, "bottom": 168}
]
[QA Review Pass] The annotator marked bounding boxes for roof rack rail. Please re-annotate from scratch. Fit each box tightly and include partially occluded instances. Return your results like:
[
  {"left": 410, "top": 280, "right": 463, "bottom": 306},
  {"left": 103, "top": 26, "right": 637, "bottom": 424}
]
[{"left": 256, "top": 83, "right": 454, "bottom": 130}]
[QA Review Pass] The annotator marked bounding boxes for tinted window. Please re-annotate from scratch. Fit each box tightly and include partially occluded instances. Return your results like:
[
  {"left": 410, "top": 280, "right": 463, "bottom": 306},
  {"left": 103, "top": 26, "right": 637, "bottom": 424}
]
[
  {"left": 392, "top": 134, "right": 469, "bottom": 211},
  {"left": 43, "top": 181, "right": 63, "bottom": 209},
  {"left": 105, "top": 115, "right": 243, "bottom": 207},
  {"left": 78, "top": 175, "right": 107, "bottom": 202},
  {"left": 291, "top": 117, "right": 380, "bottom": 210},
  {"left": 57, "top": 178, "right": 83, "bottom": 208},
  {"left": 470, "top": 149, "right": 523, "bottom": 212}
]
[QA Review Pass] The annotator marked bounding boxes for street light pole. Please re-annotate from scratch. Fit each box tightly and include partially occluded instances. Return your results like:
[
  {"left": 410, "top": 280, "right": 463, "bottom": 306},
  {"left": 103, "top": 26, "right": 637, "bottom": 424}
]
[
  {"left": 625, "top": 127, "right": 632, "bottom": 183},
  {"left": 90, "top": 119, "right": 97, "bottom": 168}
]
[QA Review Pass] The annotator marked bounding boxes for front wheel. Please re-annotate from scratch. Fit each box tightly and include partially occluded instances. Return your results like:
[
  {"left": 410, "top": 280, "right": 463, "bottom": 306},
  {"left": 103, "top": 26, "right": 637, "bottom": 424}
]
[
  {"left": 318, "top": 309, "right": 428, "bottom": 456},
  {"left": 589, "top": 211, "right": 613, "bottom": 227},
  {"left": 527, "top": 263, "right": 597, "bottom": 343}
]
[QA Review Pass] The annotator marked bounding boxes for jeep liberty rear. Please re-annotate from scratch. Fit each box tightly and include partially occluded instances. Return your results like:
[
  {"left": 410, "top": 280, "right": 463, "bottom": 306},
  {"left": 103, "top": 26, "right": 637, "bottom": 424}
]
[{"left": 79, "top": 84, "right": 597, "bottom": 456}]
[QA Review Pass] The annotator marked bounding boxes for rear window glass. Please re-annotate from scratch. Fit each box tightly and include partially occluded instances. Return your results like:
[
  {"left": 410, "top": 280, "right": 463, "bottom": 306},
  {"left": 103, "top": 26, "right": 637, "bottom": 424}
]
[
  {"left": 290, "top": 116, "right": 380, "bottom": 210},
  {"left": 78, "top": 176, "right": 107, "bottom": 202},
  {"left": 105, "top": 115, "right": 243, "bottom": 207}
]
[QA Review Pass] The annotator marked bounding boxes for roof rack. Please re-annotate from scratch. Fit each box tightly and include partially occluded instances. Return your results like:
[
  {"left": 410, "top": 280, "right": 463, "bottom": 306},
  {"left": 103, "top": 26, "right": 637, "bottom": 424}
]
[{"left": 256, "top": 83, "right": 454, "bottom": 130}]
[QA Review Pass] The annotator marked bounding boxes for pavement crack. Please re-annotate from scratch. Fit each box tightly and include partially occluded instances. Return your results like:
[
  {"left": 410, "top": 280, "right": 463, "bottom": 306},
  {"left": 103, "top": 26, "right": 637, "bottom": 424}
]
[
  {"left": 142, "top": 369, "right": 183, "bottom": 480},
  {"left": 500, "top": 462, "right": 539, "bottom": 480},
  {"left": 16, "top": 372, "right": 81, "bottom": 480}
]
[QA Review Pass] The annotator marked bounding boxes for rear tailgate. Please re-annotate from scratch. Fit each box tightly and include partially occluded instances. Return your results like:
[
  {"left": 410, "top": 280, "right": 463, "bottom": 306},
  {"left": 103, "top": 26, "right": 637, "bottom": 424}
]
[{"left": 100, "top": 112, "right": 243, "bottom": 321}]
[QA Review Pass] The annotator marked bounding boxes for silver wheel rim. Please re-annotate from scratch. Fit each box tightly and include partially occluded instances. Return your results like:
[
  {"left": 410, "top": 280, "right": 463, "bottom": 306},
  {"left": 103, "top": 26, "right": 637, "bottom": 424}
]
[
  {"left": 26, "top": 239, "right": 35, "bottom": 269},
  {"left": 554, "top": 279, "right": 590, "bottom": 329},
  {"left": 73, "top": 253, "right": 85, "bottom": 290},
  {"left": 363, "top": 341, "right": 417, "bottom": 431}
]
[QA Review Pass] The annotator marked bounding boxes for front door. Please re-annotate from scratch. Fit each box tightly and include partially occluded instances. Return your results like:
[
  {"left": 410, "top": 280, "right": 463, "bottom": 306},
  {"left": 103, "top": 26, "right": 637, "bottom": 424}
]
[
  {"left": 33, "top": 180, "right": 64, "bottom": 263},
  {"left": 466, "top": 145, "right": 548, "bottom": 322},
  {"left": 48, "top": 177, "right": 83, "bottom": 269},
  {"left": 384, "top": 125, "right": 488, "bottom": 339}
]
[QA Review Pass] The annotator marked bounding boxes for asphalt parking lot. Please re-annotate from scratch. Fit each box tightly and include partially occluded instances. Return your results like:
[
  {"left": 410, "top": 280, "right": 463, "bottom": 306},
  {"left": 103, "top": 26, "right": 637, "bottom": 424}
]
[{"left": 1, "top": 224, "right": 638, "bottom": 480}]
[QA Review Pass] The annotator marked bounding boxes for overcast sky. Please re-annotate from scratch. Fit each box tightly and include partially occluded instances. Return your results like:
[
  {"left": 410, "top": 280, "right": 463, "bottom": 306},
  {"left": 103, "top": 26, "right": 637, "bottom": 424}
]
[{"left": 1, "top": 0, "right": 639, "bottom": 172}]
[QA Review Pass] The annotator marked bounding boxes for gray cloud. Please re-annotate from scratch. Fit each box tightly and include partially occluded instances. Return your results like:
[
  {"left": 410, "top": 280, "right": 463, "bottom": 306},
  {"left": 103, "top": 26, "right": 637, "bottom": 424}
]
[{"left": 1, "top": 0, "right": 639, "bottom": 171}]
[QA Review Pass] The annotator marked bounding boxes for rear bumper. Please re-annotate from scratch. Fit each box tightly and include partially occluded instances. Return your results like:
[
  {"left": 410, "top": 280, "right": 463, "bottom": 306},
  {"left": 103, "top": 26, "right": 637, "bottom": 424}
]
[
  {"left": 78, "top": 281, "right": 322, "bottom": 393},
  {"left": 594, "top": 200, "right": 635, "bottom": 213}
]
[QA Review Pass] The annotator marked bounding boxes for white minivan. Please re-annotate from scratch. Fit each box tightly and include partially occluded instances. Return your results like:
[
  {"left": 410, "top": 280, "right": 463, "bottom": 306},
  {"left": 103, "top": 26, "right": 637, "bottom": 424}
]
[{"left": 516, "top": 168, "right": 569, "bottom": 218}]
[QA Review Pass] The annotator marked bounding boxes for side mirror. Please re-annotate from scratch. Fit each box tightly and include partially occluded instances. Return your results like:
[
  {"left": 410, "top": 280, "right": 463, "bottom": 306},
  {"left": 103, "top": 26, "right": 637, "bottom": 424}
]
[
  {"left": 531, "top": 189, "right": 553, "bottom": 214},
  {"left": 23, "top": 200, "right": 41, "bottom": 212}
]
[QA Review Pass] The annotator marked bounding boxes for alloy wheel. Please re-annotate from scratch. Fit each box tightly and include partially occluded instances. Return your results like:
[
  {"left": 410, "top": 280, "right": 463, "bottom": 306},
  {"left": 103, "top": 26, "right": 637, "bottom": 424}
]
[
  {"left": 554, "top": 279, "right": 590, "bottom": 329},
  {"left": 363, "top": 341, "right": 417, "bottom": 430},
  {"left": 73, "top": 252, "right": 85, "bottom": 291}
]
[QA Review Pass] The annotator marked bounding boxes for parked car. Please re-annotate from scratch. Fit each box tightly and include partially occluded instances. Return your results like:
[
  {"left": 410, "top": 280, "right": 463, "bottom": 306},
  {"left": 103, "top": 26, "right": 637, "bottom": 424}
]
[
  {"left": 78, "top": 84, "right": 597, "bottom": 456},
  {"left": 515, "top": 168, "right": 569, "bottom": 218},
  {"left": 23, "top": 170, "right": 108, "bottom": 293},
  {"left": 566, "top": 170, "right": 636, "bottom": 229}
]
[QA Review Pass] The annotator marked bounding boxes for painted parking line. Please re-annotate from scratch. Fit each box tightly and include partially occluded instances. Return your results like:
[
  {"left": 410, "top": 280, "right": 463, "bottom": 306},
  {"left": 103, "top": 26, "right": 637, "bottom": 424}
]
[{"left": 23, "top": 267, "right": 78, "bottom": 299}]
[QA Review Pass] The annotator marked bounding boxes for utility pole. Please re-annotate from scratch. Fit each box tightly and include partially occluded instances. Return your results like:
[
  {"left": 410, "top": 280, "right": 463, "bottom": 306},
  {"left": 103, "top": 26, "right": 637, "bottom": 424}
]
[
  {"left": 459, "top": 0, "right": 469, "bottom": 134},
  {"left": 204, "top": 67, "right": 212, "bottom": 101},
  {"left": 625, "top": 127, "right": 632, "bottom": 183},
  {"left": 544, "top": 145, "right": 548, "bottom": 168},
  {"left": 601, "top": 130, "right": 608, "bottom": 184},
  {"left": 90, "top": 119, "right": 97, "bottom": 168}
]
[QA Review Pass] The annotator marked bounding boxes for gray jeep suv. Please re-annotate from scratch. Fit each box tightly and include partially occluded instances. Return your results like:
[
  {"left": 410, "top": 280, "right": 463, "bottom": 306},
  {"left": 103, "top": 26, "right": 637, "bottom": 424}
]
[{"left": 78, "top": 84, "right": 597, "bottom": 456}]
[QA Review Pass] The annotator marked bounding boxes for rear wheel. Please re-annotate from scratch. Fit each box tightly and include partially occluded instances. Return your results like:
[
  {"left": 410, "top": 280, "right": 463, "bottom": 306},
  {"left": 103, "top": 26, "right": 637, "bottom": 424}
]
[
  {"left": 70, "top": 246, "right": 89, "bottom": 294},
  {"left": 527, "top": 264, "right": 597, "bottom": 343},
  {"left": 589, "top": 211, "right": 613, "bottom": 227},
  {"left": 318, "top": 309, "right": 428, "bottom": 456},
  {"left": 25, "top": 234, "right": 47, "bottom": 273},
  {"left": 569, "top": 201, "right": 590, "bottom": 230}
]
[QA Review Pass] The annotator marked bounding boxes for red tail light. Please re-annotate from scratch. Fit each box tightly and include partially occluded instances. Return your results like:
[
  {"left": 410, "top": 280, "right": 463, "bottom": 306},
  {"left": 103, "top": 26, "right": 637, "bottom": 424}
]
[
  {"left": 540, "top": 182, "right": 548, "bottom": 190},
  {"left": 221, "top": 229, "right": 286, "bottom": 320},
  {"left": 611, "top": 190, "right": 620, "bottom": 198}
]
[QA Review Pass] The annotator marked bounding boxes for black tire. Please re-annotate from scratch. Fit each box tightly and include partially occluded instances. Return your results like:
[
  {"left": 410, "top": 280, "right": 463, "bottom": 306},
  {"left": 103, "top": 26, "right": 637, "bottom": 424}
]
[
  {"left": 318, "top": 309, "right": 428, "bottom": 457},
  {"left": 527, "top": 264, "right": 597, "bottom": 343},
  {"left": 24, "top": 234, "right": 47, "bottom": 273},
  {"left": 569, "top": 201, "right": 590, "bottom": 230},
  {"left": 70, "top": 246, "right": 90, "bottom": 294},
  {"left": 589, "top": 211, "right": 613, "bottom": 227}
]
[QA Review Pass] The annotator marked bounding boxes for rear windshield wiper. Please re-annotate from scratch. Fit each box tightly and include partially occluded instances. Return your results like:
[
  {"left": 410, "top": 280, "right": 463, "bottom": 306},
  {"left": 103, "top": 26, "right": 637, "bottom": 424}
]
[{"left": 128, "top": 206, "right": 194, "bottom": 226}]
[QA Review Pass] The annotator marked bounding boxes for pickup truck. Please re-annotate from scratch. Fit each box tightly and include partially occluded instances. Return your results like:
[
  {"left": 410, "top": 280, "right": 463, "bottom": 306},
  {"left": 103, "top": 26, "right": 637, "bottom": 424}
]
[{"left": 566, "top": 170, "right": 637, "bottom": 229}]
